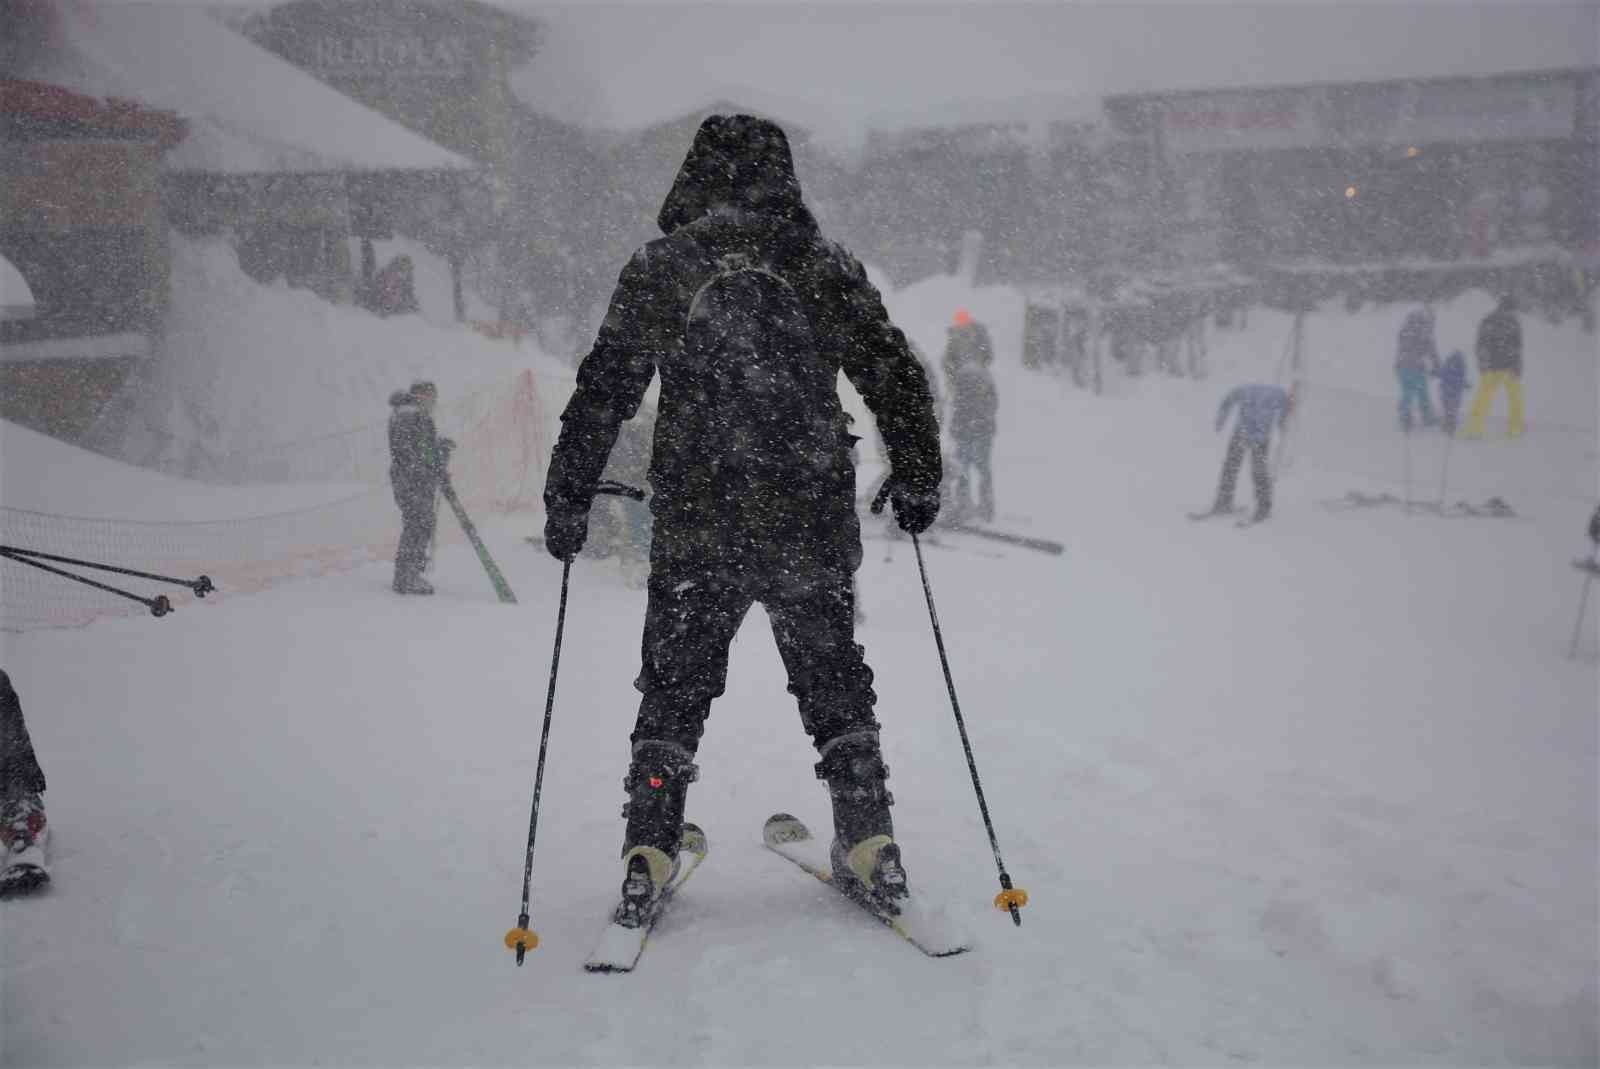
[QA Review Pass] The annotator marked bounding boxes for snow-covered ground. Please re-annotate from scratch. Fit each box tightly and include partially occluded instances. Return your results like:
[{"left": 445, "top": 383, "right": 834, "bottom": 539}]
[{"left": 2, "top": 269, "right": 1595, "bottom": 1065}]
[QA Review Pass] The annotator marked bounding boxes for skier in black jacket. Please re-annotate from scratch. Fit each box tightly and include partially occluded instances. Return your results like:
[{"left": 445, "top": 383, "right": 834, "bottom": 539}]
[
  {"left": 542, "top": 114, "right": 942, "bottom": 924},
  {"left": 388, "top": 380, "right": 450, "bottom": 595}
]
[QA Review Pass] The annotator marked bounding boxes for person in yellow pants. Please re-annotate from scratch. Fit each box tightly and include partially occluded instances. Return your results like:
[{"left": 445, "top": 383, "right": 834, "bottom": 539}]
[{"left": 1464, "top": 295, "right": 1524, "bottom": 438}]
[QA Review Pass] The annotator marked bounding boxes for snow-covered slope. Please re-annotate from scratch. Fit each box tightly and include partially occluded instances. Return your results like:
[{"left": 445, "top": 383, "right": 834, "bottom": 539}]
[{"left": 2, "top": 277, "right": 1595, "bottom": 1066}]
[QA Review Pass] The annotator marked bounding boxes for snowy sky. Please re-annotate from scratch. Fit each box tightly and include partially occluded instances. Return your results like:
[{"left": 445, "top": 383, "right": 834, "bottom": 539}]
[{"left": 501, "top": 1, "right": 1598, "bottom": 150}]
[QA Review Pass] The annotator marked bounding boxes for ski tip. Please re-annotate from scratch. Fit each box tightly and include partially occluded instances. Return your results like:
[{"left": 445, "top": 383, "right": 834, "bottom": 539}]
[
  {"left": 763, "top": 813, "right": 813, "bottom": 847},
  {"left": 680, "top": 822, "right": 709, "bottom": 857}
]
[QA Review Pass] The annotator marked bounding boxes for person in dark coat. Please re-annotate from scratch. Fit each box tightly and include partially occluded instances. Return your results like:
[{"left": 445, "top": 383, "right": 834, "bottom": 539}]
[
  {"left": 1464, "top": 295, "right": 1525, "bottom": 438},
  {"left": 541, "top": 115, "right": 941, "bottom": 923},
  {"left": 388, "top": 380, "right": 449, "bottom": 595},
  {"left": 1, "top": 670, "right": 49, "bottom": 895},
  {"left": 1205, "top": 383, "right": 1292, "bottom": 522},
  {"left": 1394, "top": 306, "right": 1439, "bottom": 431},
  {"left": 1434, "top": 348, "right": 1471, "bottom": 436},
  {"left": 943, "top": 309, "right": 999, "bottom": 523}
]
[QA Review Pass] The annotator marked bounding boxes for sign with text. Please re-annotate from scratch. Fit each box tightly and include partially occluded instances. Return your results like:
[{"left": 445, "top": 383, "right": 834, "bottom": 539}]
[{"left": 1158, "top": 74, "right": 1582, "bottom": 154}]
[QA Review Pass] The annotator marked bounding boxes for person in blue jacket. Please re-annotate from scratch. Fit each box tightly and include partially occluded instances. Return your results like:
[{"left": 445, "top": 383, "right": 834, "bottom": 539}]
[
  {"left": 1203, "top": 383, "right": 1293, "bottom": 522},
  {"left": 1394, "top": 306, "right": 1440, "bottom": 431},
  {"left": 1434, "top": 348, "right": 1471, "bottom": 437}
]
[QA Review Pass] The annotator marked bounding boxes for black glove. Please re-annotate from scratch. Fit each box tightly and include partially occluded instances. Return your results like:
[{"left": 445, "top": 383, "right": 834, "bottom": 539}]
[
  {"left": 890, "top": 484, "right": 941, "bottom": 535},
  {"left": 1588, "top": 505, "right": 1600, "bottom": 545},
  {"left": 544, "top": 509, "right": 589, "bottom": 562}
]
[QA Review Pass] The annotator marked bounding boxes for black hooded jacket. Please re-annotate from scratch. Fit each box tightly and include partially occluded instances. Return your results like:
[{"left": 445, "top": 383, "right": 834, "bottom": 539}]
[{"left": 544, "top": 115, "right": 941, "bottom": 569}]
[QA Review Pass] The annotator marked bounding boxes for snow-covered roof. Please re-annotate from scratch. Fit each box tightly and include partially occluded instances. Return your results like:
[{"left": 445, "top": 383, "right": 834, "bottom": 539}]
[
  {"left": 0, "top": 253, "right": 37, "bottom": 321},
  {"left": 19, "top": 1, "right": 472, "bottom": 175},
  {"left": 509, "top": 5, "right": 1590, "bottom": 157}
]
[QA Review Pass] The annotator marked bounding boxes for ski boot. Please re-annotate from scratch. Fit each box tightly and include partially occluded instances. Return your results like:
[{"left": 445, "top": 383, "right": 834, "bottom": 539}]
[
  {"left": 816, "top": 731, "right": 909, "bottom": 914},
  {"left": 613, "top": 740, "right": 697, "bottom": 928},
  {"left": 0, "top": 792, "right": 49, "bottom": 897},
  {"left": 393, "top": 573, "right": 435, "bottom": 595}
]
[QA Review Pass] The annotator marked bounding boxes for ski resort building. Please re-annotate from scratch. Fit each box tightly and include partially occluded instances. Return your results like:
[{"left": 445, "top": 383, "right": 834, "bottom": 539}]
[{"left": 0, "top": 0, "right": 472, "bottom": 449}]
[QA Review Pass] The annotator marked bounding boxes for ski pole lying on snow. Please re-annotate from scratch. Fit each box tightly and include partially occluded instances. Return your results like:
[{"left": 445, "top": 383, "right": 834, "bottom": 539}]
[
  {"left": 505, "top": 558, "right": 572, "bottom": 964},
  {"left": 0, "top": 544, "right": 215, "bottom": 618},
  {"left": 869, "top": 494, "right": 1029, "bottom": 925}
]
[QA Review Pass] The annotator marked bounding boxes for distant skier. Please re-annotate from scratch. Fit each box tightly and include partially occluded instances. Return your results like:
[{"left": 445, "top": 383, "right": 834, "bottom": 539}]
[
  {"left": 1, "top": 670, "right": 49, "bottom": 896},
  {"left": 542, "top": 115, "right": 941, "bottom": 929},
  {"left": 388, "top": 380, "right": 451, "bottom": 595},
  {"left": 1434, "top": 348, "right": 1471, "bottom": 437},
  {"left": 1197, "top": 383, "right": 1292, "bottom": 523},
  {"left": 1394, "top": 306, "right": 1439, "bottom": 431},
  {"left": 943, "top": 309, "right": 999, "bottom": 523},
  {"left": 1464, "top": 294, "right": 1525, "bottom": 438}
]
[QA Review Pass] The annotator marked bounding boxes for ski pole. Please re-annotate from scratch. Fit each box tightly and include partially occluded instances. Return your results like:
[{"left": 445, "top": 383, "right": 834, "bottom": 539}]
[
  {"left": 505, "top": 558, "right": 571, "bottom": 964},
  {"left": 1401, "top": 424, "right": 1414, "bottom": 513},
  {"left": 1570, "top": 546, "right": 1598, "bottom": 660},
  {"left": 0, "top": 547, "right": 185, "bottom": 617},
  {"left": 0, "top": 544, "right": 214, "bottom": 598},
  {"left": 907, "top": 528, "right": 1029, "bottom": 926}
]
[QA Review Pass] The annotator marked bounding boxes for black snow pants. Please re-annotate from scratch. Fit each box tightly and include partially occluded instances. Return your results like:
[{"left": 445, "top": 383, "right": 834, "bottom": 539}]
[
  {"left": 630, "top": 561, "right": 879, "bottom": 756},
  {"left": 0, "top": 671, "right": 46, "bottom": 798},
  {"left": 392, "top": 481, "right": 438, "bottom": 585},
  {"left": 1215, "top": 429, "right": 1273, "bottom": 519}
]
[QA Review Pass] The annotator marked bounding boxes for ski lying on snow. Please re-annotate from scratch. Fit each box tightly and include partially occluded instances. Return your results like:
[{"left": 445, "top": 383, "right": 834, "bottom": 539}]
[
  {"left": 762, "top": 813, "right": 971, "bottom": 958},
  {"left": 584, "top": 823, "right": 707, "bottom": 973}
]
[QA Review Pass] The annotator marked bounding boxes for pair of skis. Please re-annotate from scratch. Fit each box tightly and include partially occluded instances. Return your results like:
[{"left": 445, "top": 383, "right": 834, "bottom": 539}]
[{"left": 583, "top": 814, "right": 972, "bottom": 973}]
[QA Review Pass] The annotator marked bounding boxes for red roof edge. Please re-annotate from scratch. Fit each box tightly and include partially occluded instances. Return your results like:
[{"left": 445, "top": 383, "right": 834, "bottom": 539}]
[{"left": 0, "top": 78, "right": 187, "bottom": 149}]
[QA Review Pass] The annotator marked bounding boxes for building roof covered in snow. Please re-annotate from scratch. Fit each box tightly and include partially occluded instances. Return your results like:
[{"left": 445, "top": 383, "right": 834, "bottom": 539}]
[{"left": 4, "top": 0, "right": 473, "bottom": 175}]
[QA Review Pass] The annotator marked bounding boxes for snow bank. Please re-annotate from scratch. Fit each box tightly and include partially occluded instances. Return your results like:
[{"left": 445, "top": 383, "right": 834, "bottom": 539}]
[{"left": 124, "top": 236, "right": 572, "bottom": 484}]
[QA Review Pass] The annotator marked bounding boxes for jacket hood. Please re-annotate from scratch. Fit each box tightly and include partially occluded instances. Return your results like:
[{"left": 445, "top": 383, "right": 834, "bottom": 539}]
[{"left": 657, "top": 114, "right": 816, "bottom": 236}]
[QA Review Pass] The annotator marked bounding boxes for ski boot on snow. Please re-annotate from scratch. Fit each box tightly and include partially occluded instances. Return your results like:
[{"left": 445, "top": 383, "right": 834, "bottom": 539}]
[
  {"left": 0, "top": 792, "right": 49, "bottom": 897},
  {"left": 613, "top": 740, "right": 698, "bottom": 928},
  {"left": 830, "top": 834, "right": 910, "bottom": 913},
  {"left": 612, "top": 846, "right": 680, "bottom": 929},
  {"left": 393, "top": 574, "right": 435, "bottom": 595},
  {"left": 816, "top": 731, "right": 909, "bottom": 913}
]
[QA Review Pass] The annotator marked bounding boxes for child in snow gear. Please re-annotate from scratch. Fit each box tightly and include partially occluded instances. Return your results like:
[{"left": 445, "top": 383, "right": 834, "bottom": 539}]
[
  {"left": 0, "top": 670, "right": 49, "bottom": 896},
  {"left": 542, "top": 114, "right": 941, "bottom": 925},
  {"left": 1435, "top": 349, "right": 1471, "bottom": 436},
  {"left": 1209, "top": 383, "right": 1291, "bottom": 522},
  {"left": 388, "top": 380, "right": 450, "bottom": 595},
  {"left": 1464, "top": 295, "right": 1525, "bottom": 438},
  {"left": 943, "top": 310, "right": 999, "bottom": 523},
  {"left": 1394, "top": 306, "right": 1439, "bottom": 431}
]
